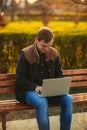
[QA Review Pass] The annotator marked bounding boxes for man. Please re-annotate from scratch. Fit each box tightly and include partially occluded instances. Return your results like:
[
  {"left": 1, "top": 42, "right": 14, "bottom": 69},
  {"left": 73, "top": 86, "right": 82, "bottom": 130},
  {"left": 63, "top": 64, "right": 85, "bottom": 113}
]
[{"left": 15, "top": 27, "right": 73, "bottom": 130}]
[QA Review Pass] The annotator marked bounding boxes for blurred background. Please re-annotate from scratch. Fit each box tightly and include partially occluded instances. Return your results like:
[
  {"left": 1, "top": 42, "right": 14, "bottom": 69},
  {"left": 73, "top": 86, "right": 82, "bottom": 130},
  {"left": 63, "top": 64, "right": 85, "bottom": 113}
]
[
  {"left": 0, "top": 0, "right": 87, "bottom": 25},
  {"left": 0, "top": 0, "right": 87, "bottom": 73}
]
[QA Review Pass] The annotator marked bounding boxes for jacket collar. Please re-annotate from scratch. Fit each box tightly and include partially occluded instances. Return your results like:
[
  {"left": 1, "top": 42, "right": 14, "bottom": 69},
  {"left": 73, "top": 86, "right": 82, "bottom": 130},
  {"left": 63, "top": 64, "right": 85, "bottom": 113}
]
[{"left": 23, "top": 42, "right": 58, "bottom": 64}]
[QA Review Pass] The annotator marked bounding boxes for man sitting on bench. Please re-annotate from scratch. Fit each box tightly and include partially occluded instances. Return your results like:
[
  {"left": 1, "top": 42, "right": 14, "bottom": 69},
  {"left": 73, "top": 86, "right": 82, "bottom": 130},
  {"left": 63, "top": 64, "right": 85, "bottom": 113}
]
[{"left": 15, "top": 27, "right": 73, "bottom": 130}]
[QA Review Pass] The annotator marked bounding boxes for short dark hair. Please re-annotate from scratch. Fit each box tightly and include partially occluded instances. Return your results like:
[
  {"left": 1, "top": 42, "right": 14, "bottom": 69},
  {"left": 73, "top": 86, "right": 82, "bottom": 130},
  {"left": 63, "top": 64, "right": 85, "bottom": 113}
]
[{"left": 37, "top": 27, "right": 54, "bottom": 43}]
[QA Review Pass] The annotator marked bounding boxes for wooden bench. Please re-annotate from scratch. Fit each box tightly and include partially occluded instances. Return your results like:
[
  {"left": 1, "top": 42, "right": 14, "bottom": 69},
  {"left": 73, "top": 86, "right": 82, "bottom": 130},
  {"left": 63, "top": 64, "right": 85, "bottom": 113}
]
[{"left": 0, "top": 69, "right": 87, "bottom": 130}]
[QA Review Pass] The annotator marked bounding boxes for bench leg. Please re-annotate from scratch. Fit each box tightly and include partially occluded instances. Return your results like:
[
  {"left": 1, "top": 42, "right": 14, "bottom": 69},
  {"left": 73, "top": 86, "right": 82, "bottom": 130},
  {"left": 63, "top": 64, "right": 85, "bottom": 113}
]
[{"left": 0, "top": 112, "right": 6, "bottom": 130}]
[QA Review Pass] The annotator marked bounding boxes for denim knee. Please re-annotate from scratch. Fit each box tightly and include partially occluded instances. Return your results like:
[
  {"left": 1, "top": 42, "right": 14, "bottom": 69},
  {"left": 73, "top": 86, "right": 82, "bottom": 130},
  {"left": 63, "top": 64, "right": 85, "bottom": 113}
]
[
  {"left": 37, "top": 97, "right": 48, "bottom": 109},
  {"left": 64, "top": 95, "right": 73, "bottom": 104},
  {"left": 62, "top": 95, "right": 73, "bottom": 111},
  {"left": 26, "top": 91, "right": 48, "bottom": 109}
]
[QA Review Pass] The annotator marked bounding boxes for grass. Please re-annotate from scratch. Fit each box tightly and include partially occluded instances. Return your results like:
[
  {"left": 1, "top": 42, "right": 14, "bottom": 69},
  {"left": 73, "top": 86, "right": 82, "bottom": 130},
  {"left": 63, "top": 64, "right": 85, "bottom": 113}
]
[{"left": 0, "top": 20, "right": 87, "bottom": 35}]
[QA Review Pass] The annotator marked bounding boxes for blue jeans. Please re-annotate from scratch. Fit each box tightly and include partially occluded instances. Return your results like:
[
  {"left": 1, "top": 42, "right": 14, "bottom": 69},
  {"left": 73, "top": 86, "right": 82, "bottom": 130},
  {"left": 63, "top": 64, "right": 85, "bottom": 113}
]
[{"left": 26, "top": 91, "right": 73, "bottom": 130}]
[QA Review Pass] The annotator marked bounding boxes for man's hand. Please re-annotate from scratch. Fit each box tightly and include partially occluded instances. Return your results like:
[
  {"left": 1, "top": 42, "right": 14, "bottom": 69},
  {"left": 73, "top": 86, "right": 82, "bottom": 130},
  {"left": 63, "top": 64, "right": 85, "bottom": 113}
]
[{"left": 35, "top": 86, "right": 42, "bottom": 94}]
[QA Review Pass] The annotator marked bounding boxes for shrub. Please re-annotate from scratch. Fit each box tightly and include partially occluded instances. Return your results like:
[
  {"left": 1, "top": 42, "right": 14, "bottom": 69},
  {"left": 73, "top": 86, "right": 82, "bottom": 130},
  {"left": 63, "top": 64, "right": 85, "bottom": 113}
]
[{"left": 0, "top": 21, "right": 87, "bottom": 73}]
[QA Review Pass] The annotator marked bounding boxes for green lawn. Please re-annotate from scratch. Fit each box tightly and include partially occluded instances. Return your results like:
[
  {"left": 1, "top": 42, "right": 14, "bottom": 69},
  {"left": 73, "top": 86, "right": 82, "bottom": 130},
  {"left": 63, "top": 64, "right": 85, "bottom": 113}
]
[{"left": 0, "top": 21, "right": 87, "bottom": 35}]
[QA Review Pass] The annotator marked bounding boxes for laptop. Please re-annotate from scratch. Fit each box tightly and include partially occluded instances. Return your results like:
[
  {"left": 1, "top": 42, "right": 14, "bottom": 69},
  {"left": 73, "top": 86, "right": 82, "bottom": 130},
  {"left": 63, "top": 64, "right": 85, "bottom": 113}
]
[{"left": 40, "top": 77, "right": 72, "bottom": 97}]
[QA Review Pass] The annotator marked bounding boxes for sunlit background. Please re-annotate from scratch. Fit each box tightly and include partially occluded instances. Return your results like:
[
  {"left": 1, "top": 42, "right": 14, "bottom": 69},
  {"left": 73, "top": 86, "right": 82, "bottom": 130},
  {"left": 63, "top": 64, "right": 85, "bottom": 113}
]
[
  {"left": 26, "top": 0, "right": 37, "bottom": 4},
  {"left": 0, "top": 0, "right": 87, "bottom": 73},
  {"left": 16, "top": 0, "right": 37, "bottom": 4},
  {"left": 0, "top": 0, "right": 86, "bottom": 26}
]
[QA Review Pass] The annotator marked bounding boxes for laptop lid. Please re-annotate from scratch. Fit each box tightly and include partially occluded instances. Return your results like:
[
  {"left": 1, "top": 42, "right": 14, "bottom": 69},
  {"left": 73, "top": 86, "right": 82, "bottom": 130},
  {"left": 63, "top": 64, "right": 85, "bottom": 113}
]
[{"left": 41, "top": 77, "right": 72, "bottom": 97}]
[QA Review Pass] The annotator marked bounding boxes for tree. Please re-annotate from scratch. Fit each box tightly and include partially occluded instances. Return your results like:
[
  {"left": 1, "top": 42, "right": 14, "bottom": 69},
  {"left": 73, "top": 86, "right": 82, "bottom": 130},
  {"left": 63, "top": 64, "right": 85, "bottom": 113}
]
[
  {"left": 10, "top": 0, "right": 17, "bottom": 21},
  {"left": 32, "top": 0, "right": 58, "bottom": 26},
  {"left": 71, "top": 0, "right": 87, "bottom": 24},
  {"left": 0, "top": 0, "right": 87, "bottom": 24},
  {"left": 71, "top": 0, "right": 87, "bottom": 5},
  {"left": 33, "top": 0, "right": 87, "bottom": 25},
  {"left": 0, "top": 0, "right": 10, "bottom": 26}
]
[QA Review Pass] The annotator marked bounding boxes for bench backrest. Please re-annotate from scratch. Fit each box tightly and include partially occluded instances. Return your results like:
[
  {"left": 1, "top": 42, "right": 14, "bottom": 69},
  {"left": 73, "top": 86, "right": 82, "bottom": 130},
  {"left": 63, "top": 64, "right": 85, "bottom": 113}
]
[
  {"left": 0, "top": 69, "right": 87, "bottom": 94},
  {"left": 63, "top": 69, "right": 87, "bottom": 88},
  {"left": 0, "top": 73, "right": 15, "bottom": 94}
]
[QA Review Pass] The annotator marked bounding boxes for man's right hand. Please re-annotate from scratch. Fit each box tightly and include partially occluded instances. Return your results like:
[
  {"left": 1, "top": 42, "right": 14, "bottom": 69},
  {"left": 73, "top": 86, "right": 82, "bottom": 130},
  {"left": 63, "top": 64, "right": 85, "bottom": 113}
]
[{"left": 35, "top": 86, "right": 42, "bottom": 94}]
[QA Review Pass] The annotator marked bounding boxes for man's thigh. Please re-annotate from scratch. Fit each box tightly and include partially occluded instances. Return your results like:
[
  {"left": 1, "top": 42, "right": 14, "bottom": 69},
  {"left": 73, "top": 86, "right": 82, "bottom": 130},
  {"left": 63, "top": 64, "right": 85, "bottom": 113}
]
[
  {"left": 47, "top": 94, "right": 71, "bottom": 106},
  {"left": 26, "top": 91, "right": 48, "bottom": 107}
]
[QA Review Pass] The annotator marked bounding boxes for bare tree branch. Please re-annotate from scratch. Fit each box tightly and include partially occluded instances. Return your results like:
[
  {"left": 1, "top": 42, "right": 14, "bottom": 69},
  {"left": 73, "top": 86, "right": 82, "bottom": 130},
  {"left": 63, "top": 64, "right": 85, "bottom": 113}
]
[
  {"left": 0, "top": 0, "right": 8, "bottom": 12},
  {"left": 71, "top": 0, "right": 87, "bottom": 5}
]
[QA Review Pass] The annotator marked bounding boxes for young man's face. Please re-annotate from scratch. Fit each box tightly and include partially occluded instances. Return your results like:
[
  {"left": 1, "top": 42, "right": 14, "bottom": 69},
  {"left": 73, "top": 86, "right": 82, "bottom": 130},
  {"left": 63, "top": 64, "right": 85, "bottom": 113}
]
[{"left": 36, "top": 39, "right": 53, "bottom": 53}]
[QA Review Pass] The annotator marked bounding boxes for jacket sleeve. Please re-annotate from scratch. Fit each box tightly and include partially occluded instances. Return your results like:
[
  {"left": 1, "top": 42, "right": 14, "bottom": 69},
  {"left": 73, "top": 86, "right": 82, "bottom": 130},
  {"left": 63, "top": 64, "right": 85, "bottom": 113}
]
[
  {"left": 16, "top": 51, "right": 38, "bottom": 91},
  {"left": 55, "top": 56, "right": 64, "bottom": 78}
]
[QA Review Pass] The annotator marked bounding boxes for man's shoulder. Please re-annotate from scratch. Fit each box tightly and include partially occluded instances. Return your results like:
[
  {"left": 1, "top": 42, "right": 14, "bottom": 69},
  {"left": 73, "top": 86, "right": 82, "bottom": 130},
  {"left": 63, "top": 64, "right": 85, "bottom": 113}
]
[
  {"left": 50, "top": 47, "right": 59, "bottom": 56},
  {"left": 23, "top": 45, "right": 33, "bottom": 52},
  {"left": 50, "top": 47, "right": 58, "bottom": 52},
  {"left": 22, "top": 45, "right": 34, "bottom": 63}
]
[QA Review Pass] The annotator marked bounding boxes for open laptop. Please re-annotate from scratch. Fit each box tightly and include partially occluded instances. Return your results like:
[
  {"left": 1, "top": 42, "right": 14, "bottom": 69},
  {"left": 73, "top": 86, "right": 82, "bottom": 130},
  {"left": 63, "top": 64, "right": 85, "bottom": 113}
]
[{"left": 40, "top": 77, "right": 72, "bottom": 97}]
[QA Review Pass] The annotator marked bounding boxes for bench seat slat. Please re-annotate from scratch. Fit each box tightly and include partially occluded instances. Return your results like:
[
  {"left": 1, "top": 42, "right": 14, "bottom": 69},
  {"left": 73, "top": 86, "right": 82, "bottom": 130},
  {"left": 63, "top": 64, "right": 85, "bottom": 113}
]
[
  {"left": 0, "top": 99, "right": 17, "bottom": 104},
  {"left": 0, "top": 103, "right": 34, "bottom": 112},
  {"left": 0, "top": 93, "right": 87, "bottom": 112},
  {"left": 71, "top": 93, "right": 87, "bottom": 104}
]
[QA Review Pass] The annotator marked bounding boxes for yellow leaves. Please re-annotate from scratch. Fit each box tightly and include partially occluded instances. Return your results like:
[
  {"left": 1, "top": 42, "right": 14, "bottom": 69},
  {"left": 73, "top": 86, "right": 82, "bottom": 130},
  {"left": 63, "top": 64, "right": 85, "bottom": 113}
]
[
  {"left": 75, "top": 44, "right": 83, "bottom": 68},
  {"left": 0, "top": 21, "right": 87, "bottom": 72},
  {"left": 0, "top": 21, "right": 87, "bottom": 35},
  {"left": 3, "top": 44, "right": 8, "bottom": 54}
]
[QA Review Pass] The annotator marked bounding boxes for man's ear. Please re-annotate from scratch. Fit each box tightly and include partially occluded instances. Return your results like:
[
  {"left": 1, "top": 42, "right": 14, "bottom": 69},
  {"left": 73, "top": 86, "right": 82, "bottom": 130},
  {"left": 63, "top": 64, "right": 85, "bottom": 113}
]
[{"left": 35, "top": 37, "right": 38, "bottom": 43}]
